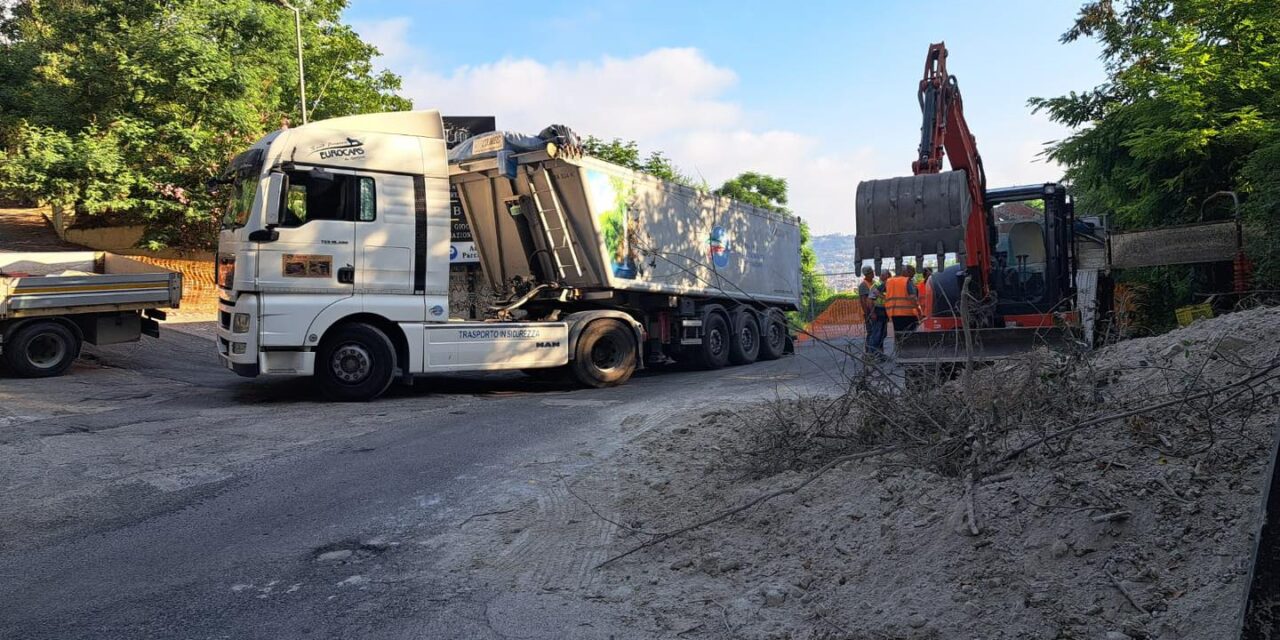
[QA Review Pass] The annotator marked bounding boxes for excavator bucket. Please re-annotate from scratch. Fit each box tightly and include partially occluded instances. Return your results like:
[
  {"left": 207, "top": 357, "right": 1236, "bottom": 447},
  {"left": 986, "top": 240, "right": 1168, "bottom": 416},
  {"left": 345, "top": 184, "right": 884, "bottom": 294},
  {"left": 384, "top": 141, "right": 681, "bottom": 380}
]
[{"left": 854, "top": 171, "right": 971, "bottom": 263}]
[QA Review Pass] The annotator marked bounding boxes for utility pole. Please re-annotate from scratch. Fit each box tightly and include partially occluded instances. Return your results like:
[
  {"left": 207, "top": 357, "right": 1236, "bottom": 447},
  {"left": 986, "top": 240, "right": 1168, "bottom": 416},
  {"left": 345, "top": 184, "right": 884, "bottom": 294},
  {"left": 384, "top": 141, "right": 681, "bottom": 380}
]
[{"left": 275, "top": 0, "right": 307, "bottom": 125}]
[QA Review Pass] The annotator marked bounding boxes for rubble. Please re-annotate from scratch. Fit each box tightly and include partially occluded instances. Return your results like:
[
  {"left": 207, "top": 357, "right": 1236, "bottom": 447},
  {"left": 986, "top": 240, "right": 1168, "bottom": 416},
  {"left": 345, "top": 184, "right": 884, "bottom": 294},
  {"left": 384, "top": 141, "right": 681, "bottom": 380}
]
[{"left": 586, "top": 306, "right": 1280, "bottom": 638}]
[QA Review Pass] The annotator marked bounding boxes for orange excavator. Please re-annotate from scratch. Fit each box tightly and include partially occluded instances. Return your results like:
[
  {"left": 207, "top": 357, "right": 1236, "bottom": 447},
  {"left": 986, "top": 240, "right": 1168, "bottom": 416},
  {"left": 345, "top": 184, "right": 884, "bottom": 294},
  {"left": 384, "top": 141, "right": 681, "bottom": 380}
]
[{"left": 855, "top": 42, "right": 1080, "bottom": 363}]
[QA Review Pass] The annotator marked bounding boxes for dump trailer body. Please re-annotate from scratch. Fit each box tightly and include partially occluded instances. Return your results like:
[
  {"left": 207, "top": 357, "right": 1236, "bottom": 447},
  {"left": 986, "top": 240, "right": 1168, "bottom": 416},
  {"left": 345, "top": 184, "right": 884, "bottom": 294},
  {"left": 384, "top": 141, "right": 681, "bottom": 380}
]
[{"left": 450, "top": 152, "right": 802, "bottom": 308}]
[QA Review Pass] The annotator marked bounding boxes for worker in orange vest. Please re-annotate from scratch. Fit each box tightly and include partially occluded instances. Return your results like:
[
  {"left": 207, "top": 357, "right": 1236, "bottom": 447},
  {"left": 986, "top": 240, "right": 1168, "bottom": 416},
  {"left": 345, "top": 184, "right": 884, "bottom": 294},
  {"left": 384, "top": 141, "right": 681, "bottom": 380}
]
[
  {"left": 918, "top": 267, "right": 934, "bottom": 320},
  {"left": 884, "top": 265, "right": 919, "bottom": 333}
]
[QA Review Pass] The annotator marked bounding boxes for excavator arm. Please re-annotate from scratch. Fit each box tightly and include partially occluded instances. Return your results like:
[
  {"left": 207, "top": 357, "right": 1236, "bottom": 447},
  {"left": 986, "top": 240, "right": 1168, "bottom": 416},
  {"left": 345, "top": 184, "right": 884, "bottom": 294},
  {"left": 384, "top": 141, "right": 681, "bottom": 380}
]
[{"left": 855, "top": 42, "right": 996, "bottom": 298}]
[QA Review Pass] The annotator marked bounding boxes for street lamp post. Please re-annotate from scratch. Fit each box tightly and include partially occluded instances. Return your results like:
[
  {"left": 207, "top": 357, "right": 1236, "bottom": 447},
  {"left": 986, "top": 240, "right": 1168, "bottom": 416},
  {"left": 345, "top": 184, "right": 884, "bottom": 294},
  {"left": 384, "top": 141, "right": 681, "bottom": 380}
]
[{"left": 275, "top": 0, "right": 307, "bottom": 125}]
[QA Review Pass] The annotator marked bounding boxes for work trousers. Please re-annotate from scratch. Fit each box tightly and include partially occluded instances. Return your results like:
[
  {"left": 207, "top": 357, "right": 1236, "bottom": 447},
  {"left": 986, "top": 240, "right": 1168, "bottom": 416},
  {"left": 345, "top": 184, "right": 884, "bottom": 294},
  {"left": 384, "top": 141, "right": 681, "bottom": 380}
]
[{"left": 866, "top": 310, "right": 888, "bottom": 355}]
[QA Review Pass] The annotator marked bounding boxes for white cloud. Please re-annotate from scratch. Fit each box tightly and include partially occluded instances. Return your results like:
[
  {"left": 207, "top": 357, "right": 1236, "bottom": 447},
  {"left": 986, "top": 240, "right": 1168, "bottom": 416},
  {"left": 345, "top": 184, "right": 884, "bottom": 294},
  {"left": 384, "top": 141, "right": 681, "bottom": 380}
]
[
  {"left": 349, "top": 17, "right": 415, "bottom": 65},
  {"left": 393, "top": 46, "right": 879, "bottom": 233},
  {"left": 359, "top": 19, "right": 1067, "bottom": 235},
  {"left": 400, "top": 48, "right": 740, "bottom": 140}
]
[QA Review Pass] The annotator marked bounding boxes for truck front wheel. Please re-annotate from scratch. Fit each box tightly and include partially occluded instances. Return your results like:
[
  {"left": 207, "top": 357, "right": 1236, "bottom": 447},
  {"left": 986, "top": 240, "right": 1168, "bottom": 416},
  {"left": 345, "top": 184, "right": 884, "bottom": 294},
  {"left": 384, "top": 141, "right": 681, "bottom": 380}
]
[
  {"left": 3, "top": 320, "right": 81, "bottom": 378},
  {"left": 571, "top": 320, "right": 637, "bottom": 388},
  {"left": 317, "top": 323, "right": 396, "bottom": 401}
]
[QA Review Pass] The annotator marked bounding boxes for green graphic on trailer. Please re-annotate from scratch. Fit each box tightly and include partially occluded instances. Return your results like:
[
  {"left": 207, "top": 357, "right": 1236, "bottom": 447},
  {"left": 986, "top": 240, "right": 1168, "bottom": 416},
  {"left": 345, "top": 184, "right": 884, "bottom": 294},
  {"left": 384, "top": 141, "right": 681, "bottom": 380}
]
[{"left": 587, "top": 169, "right": 639, "bottom": 279}]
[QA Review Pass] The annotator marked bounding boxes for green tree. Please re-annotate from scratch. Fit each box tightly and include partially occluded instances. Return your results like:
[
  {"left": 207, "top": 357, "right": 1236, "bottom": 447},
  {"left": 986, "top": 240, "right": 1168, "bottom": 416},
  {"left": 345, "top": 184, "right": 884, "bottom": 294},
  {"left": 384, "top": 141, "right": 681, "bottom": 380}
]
[
  {"left": 581, "top": 136, "right": 699, "bottom": 187},
  {"left": 1031, "top": 0, "right": 1279, "bottom": 229},
  {"left": 0, "top": 0, "right": 410, "bottom": 249},
  {"left": 714, "top": 172, "right": 830, "bottom": 319},
  {"left": 1031, "top": 0, "right": 1280, "bottom": 326}
]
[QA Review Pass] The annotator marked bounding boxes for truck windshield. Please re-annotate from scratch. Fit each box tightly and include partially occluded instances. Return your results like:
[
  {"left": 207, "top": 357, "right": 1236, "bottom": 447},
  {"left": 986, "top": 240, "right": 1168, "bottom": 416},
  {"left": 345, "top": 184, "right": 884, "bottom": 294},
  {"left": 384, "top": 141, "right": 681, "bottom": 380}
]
[{"left": 219, "top": 148, "right": 264, "bottom": 230}]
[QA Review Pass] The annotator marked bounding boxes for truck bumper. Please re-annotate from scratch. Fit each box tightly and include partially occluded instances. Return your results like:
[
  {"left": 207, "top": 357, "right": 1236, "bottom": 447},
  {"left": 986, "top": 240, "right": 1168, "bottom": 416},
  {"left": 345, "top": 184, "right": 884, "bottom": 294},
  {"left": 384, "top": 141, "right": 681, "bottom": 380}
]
[{"left": 216, "top": 292, "right": 260, "bottom": 376}]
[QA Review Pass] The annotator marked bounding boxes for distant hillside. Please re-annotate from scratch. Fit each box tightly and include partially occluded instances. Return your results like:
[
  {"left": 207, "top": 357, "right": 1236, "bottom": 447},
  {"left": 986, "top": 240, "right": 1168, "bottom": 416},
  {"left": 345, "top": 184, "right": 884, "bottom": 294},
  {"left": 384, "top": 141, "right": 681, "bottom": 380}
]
[{"left": 810, "top": 233, "right": 858, "bottom": 291}]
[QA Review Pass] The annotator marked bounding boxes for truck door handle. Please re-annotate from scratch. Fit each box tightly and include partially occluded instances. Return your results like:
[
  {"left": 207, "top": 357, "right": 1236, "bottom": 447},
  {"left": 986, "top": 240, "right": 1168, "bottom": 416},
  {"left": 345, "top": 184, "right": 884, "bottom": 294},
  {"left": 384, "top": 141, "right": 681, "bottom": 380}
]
[{"left": 337, "top": 266, "right": 355, "bottom": 284}]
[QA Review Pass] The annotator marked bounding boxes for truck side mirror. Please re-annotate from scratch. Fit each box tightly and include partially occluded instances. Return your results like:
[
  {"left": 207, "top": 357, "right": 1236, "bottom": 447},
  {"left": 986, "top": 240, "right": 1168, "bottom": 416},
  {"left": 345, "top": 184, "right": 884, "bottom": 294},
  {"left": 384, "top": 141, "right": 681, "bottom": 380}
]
[{"left": 263, "top": 171, "right": 285, "bottom": 227}]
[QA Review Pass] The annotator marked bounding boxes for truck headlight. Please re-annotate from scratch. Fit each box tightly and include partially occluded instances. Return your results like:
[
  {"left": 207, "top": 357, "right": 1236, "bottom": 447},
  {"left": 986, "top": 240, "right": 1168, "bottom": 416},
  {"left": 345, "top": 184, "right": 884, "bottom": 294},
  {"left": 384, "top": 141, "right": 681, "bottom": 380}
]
[{"left": 232, "top": 313, "right": 251, "bottom": 333}]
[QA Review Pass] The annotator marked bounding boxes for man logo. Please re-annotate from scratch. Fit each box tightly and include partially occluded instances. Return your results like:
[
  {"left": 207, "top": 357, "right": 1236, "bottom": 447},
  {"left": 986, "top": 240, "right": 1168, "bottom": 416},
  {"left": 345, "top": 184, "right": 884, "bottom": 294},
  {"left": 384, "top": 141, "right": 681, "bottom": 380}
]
[{"left": 535, "top": 341, "right": 561, "bottom": 348}]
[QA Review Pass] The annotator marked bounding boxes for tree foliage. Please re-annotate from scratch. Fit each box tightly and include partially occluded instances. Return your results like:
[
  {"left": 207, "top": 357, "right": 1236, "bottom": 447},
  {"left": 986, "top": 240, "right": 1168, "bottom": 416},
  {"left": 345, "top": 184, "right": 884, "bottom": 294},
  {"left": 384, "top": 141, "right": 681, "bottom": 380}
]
[
  {"left": 0, "top": 0, "right": 410, "bottom": 249},
  {"left": 581, "top": 136, "right": 699, "bottom": 187},
  {"left": 1032, "top": 0, "right": 1280, "bottom": 322}
]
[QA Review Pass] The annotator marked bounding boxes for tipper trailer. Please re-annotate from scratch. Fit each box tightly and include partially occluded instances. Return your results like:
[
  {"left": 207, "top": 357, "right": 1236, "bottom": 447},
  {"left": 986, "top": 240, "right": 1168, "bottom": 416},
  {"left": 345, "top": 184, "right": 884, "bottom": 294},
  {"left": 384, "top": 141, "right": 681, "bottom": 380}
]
[
  {"left": 215, "top": 110, "right": 801, "bottom": 400},
  {"left": 0, "top": 252, "right": 182, "bottom": 377}
]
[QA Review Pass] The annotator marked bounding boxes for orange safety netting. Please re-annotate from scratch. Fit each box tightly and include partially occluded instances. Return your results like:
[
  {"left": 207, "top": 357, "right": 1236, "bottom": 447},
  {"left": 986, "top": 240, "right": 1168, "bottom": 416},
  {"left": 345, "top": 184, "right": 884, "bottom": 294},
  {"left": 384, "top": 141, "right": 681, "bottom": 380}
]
[{"left": 797, "top": 298, "right": 867, "bottom": 343}]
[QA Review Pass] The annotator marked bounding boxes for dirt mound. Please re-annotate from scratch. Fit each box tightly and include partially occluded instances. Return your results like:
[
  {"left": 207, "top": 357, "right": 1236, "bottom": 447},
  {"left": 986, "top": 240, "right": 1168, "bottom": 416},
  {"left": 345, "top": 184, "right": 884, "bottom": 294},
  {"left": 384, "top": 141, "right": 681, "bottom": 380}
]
[{"left": 589, "top": 307, "right": 1280, "bottom": 639}]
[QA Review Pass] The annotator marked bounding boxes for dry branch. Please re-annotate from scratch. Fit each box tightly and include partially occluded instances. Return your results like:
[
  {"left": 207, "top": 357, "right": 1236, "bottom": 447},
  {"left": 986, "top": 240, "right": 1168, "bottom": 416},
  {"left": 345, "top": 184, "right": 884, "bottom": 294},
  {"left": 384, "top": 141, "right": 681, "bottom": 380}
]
[{"left": 595, "top": 444, "right": 906, "bottom": 568}]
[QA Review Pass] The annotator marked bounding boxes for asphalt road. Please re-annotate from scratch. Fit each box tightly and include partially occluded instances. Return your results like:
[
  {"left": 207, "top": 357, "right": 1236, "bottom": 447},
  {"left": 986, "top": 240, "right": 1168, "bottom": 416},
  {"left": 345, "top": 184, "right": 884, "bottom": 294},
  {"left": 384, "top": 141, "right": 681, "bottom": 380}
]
[{"left": 0, "top": 322, "right": 853, "bottom": 639}]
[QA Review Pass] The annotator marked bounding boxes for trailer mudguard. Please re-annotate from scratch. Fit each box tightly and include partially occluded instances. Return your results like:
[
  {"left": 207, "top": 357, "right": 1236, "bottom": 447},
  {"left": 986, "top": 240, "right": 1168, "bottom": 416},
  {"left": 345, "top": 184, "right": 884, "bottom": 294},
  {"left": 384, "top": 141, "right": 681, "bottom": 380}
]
[{"left": 563, "top": 310, "right": 645, "bottom": 369}]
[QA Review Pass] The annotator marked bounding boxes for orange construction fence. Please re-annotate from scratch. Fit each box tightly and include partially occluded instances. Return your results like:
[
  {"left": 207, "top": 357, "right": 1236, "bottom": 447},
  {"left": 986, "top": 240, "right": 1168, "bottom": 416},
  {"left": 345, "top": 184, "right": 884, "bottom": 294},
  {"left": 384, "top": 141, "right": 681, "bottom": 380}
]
[{"left": 796, "top": 298, "right": 867, "bottom": 343}]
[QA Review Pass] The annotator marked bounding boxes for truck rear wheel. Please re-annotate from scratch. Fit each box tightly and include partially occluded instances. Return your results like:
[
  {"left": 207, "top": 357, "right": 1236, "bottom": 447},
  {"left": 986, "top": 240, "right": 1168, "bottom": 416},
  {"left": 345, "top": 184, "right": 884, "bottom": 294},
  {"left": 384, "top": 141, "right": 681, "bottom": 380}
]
[
  {"left": 758, "top": 310, "right": 787, "bottom": 361},
  {"left": 695, "top": 311, "right": 731, "bottom": 369},
  {"left": 728, "top": 309, "right": 761, "bottom": 365},
  {"left": 4, "top": 320, "right": 81, "bottom": 378},
  {"left": 571, "top": 320, "right": 637, "bottom": 387},
  {"left": 316, "top": 323, "right": 396, "bottom": 401}
]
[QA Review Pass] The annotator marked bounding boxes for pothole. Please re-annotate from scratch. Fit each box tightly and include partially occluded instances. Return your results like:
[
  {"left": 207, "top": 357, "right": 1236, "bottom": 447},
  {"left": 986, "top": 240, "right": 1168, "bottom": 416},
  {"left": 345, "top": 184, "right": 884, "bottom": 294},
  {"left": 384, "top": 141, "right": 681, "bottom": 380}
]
[{"left": 311, "top": 538, "right": 392, "bottom": 563}]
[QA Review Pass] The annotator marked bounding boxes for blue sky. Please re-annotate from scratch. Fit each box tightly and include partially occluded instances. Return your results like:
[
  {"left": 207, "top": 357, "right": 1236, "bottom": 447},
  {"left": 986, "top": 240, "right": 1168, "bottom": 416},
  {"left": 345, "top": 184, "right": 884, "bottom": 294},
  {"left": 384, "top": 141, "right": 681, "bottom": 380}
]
[{"left": 343, "top": 1, "right": 1106, "bottom": 234}]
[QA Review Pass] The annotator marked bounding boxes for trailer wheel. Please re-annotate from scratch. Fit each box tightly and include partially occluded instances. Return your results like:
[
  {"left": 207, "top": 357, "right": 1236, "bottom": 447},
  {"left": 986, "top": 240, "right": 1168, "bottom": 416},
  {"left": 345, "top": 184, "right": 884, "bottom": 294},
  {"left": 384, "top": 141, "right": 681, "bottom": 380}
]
[
  {"left": 695, "top": 311, "right": 731, "bottom": 369},
  {"left": 758, "top": 310, "right": 787, "bottom": 361},
  {"left": 3, "top": 320, "right": 81, "bottom": 378},
  {"left": 316, "top": 323, "right": 396, "bottom": 401},
  {"left": 728, "top": 309, "right": 761, "bottom": 365},
  {"left": 571, "top": 320, "right": 637, "bottom": 387}
]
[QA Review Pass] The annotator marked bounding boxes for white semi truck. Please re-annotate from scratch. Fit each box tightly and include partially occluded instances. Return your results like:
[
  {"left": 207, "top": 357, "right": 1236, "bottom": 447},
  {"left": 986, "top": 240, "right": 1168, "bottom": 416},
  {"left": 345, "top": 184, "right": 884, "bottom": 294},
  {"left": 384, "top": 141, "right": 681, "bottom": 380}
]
[{"left": 215, "top": 110, "right": 801, "bottom": 400}]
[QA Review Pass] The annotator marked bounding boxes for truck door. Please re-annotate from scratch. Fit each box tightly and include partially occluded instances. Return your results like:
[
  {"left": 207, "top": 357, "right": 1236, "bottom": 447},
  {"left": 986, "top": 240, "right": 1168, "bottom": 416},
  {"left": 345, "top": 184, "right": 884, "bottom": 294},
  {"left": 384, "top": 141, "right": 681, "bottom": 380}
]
[
  {"left": 354, "top": 174, "right": 415, "bottom": 295},
  {"left": 255, "top": 167, "right": 358, "bottom": 297}
]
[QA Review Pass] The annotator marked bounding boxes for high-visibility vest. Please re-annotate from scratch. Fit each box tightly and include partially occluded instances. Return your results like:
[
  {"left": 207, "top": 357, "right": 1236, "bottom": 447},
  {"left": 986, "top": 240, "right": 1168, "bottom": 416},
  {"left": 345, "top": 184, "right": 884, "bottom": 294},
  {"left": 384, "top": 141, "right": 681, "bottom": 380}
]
[
  {"left": 873, "top": 281, "right": 886, "bottom": 307},
  {"left": 919, "top": 277, "right": 934, "bottom": 317},
  {"left": 884, "top": 276, "right": 917, "bottom": 317}
]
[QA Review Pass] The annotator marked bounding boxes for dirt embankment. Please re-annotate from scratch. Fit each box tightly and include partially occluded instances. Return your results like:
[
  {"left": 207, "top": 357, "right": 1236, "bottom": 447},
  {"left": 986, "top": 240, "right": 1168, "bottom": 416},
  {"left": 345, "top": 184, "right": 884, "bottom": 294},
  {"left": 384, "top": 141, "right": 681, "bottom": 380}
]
[{"left": 570, "top": 307, "right": 1280, "bottom": 639}]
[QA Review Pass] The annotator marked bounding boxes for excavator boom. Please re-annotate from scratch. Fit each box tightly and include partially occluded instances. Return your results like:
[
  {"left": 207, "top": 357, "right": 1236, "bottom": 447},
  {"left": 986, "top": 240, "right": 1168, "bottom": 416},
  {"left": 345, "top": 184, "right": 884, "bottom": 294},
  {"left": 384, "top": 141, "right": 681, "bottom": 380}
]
[{"left": 855, "top": 42, "right": 995, "bottom": 296}]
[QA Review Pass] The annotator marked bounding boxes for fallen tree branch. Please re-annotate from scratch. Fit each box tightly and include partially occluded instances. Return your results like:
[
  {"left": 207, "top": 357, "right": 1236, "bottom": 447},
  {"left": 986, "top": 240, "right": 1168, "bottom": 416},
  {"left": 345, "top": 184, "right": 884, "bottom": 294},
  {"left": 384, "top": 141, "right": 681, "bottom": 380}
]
[
  {"left": 595, "top": 444, "right": 906, "bottom": 569},
  {"left": 458, "top": 508, "right": 519, "bottom": 528},
  {"left": 1090, "top": 510, "right": 1132, "bottom": 523},
  {"left": 562, "top": 478, "right": 664, "bottom": 536},
  {"left": 1105, "top": 567, "right": 1149, "bottom": 615},
  {"left": 997, "top": 361, "right": 1280, "bottom": 467}
]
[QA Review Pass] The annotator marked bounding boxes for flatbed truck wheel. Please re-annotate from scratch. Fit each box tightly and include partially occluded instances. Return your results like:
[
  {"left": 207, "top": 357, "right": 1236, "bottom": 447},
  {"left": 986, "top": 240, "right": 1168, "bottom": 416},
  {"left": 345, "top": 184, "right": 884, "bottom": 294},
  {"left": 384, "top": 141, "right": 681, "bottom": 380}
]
[
  {"left": 571, "top": 320, "right": 636, "bottom": 387},
  {"left": 316, "top": 323, "right": 396, "bottom": 401},
  {"left": 728, "top": 309, "right": 761, "bottom": 365},
  {"left": 4, "top": 320, "right": 81, "bottom": 378},
  {"left": 757, "top": 310, "right": 787, "bottom": 361}
]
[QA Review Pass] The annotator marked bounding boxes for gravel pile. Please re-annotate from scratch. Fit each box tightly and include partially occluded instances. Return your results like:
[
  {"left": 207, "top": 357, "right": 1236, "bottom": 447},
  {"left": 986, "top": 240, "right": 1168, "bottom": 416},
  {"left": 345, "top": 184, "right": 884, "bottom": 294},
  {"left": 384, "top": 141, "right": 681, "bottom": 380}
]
[{"left": 588, "top": 307, "right": 1280, "bottom": 639}]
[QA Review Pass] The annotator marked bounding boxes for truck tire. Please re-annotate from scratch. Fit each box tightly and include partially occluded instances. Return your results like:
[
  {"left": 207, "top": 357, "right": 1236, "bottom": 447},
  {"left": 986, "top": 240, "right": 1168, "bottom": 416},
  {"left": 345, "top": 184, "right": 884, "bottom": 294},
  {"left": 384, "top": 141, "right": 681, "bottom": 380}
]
[
  {"left": 695, "top": 311, "right": 731, "bottom": 369},
  {"left": 316, "top": 323, "right": 396, "bottom": 401},
  {"left": 3, "top": 320, "right": 81, "bottom": 378},
  {"left": 758, "top": 310, "right": 787, "bottom": 361},
  {"left": 571, "top": 320, "right": 637, "bottom": 387},
  {"left": 728, "top": 309, "right": 761, "bottom": 365}
]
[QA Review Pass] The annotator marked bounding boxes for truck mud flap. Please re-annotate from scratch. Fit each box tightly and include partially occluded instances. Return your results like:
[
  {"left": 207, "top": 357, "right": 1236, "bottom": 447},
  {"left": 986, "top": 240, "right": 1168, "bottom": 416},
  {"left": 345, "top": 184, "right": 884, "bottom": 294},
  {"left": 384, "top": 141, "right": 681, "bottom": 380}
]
[
  {"left": 893, "top": 326, "right": 1078, "bottom": 365},
  {"left": 854, "top": 171, "right": 970, "bottom": 263}
]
